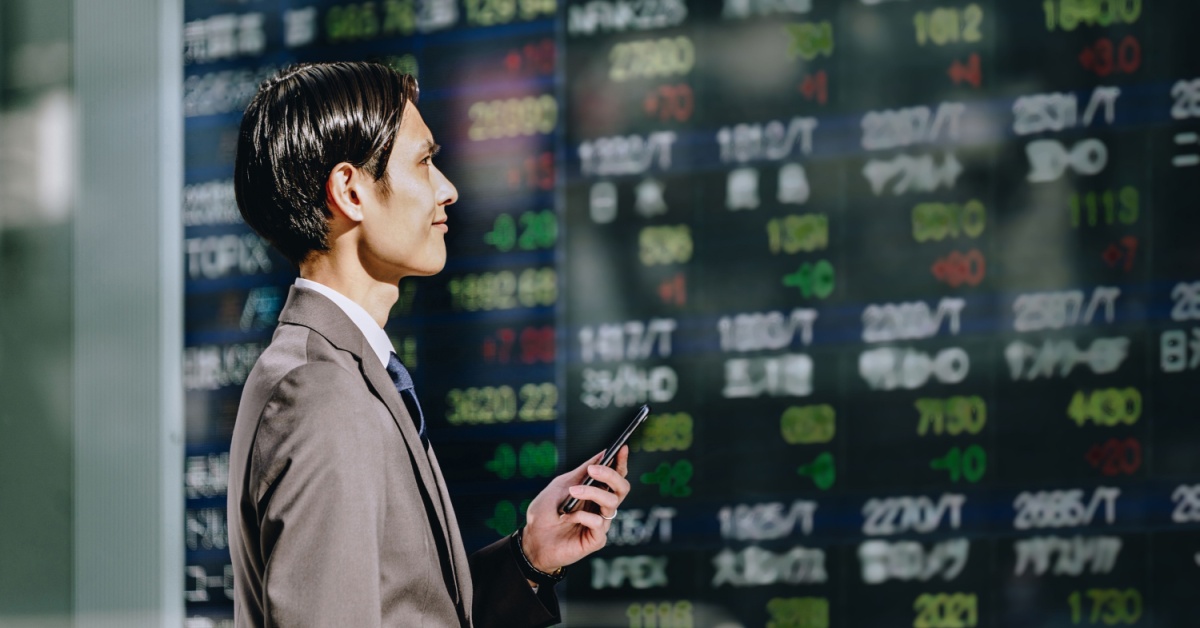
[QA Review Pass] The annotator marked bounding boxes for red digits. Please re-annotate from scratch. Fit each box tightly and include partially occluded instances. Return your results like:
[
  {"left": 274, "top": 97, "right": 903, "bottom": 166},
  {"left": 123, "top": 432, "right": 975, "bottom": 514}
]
[
  {"left": 799, "top": 70, "right": 829, "bottom": 104},
  {"left": 657, "top": 272, "right": 687, "bottom": 306},
  {"left": 504, "top": 38, "right": 555, "bottom": 76},
  {"left": 1079, "top": 37, "right": 1141, "bottom": 77},
  {"left": 527, "top": 39, "right": 555, "bottom": 75},
  {"left": 1085, "top": 437, "right": 1142, "bottom": 476},
  {"left": 1117, "top": 36, "right": 1141, "bottom": 74},
  {"left": 644, "top": 83, "right": 694, "bottom": 122},
  {"left": 487, "top": 326, "right": 554, "bottom": 364},
  {"left": 483, "top": 328, "right": 517, "bottom": 364},
  {"left": 947, "top": 54, "right": 981, "bottom": 88},
  {"left": 931, "top": 249, "right": 986, "bottom": 287},
  {"left": 519, "top": 326, "right": 555, "bottom": 364},
  {"left": 1101, "top": 236, "right": 1138, "bottom": 271},
  {"left": 534, "top": 152, "right": 554, "bottom": 190},
  {"left": 507, "top": 152, "right": 554, "bottom": 191}
]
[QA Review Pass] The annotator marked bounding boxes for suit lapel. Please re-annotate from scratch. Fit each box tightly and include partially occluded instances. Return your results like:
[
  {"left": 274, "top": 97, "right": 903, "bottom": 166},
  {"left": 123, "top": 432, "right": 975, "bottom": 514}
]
[
  {"left": 426, "top": 446, "right": 474, "bottom": 616},
  {"left": 359, "top": 350, "right": 449, "bottom": 518},
  {"left": 359, "top": 345, "right": 469, "bottom": 603},
  {"left": 278, "top": 286, "right": 464, "bottom": 605}
]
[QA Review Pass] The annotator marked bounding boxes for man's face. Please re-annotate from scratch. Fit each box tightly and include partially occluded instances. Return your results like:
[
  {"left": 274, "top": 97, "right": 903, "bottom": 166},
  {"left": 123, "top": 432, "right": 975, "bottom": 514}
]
[{"left": 358, "top": 105, "right": 458, "bottom": 280}]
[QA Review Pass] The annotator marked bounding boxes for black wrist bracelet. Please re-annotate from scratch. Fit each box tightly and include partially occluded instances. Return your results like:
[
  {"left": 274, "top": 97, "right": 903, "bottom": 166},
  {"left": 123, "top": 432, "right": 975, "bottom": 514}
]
[{"left": 511, "top": 527, "right": 565, "bottom": 586}]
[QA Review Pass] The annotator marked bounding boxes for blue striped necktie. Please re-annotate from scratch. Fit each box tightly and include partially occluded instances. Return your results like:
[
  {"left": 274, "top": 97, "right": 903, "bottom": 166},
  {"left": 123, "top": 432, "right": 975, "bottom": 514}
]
[{"left": 386, "top": 352, "right": 428, "bottom": 448}]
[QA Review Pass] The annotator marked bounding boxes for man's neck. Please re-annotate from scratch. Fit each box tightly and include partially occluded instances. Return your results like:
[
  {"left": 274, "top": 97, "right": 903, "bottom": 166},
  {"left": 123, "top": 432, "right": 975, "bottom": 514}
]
[{"left": 299, "top": 255, "right": 399, "bottom": 328}]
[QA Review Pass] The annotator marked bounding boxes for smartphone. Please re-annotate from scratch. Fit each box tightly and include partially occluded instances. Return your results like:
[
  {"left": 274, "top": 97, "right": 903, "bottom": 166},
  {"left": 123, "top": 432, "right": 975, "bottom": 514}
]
[{"left": 558, "top": 404, "right": 651, "bottom": 515}]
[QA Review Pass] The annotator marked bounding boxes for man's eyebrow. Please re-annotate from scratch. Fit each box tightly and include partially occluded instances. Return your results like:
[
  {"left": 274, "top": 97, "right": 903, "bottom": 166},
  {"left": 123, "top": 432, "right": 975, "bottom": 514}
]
[{"left": 423, "top": 140, "right": 441, "bottom": 157}]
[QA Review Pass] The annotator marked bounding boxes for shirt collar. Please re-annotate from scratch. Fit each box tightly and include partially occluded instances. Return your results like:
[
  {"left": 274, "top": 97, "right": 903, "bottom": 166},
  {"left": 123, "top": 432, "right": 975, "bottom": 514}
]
[{"left": 294, "top": 277, "right": 394, "bottom": 367}]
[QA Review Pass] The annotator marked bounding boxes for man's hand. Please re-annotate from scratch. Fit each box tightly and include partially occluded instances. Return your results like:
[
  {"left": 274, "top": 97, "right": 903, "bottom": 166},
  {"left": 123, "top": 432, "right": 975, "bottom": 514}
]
[{"left": 518, "top": 446, "right": 631, "bottom": 574}]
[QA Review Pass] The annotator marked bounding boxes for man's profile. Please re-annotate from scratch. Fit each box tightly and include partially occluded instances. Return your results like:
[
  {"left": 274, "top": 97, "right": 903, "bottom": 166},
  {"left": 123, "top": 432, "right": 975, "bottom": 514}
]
[{"left": 226, "top": 61, "right": 629, "bottom": 627}]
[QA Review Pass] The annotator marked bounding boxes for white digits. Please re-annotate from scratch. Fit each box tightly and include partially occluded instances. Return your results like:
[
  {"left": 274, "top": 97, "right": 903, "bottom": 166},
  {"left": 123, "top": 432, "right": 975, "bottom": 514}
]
[
  {"left": 1013, "top": 92, "right": 1077, "bottom": 136},
  {"left": 1012, "top": 287, "right": 1120, "bottom": 332},
  {"left": 861, "top": 494, "right": 965, "bottom": 536},
  {"left": 579, "top": 319, "right": 677, "bottom": 363},
  {"left": 861, "top": 298, "right": 965, "bottom": 343},
  {"left": 1171, "top": 485, "right": 1200, "bottom": 523},
  {"left": 861, "top": 102, "right": 965, "bottom": 151},
  {"left": 1170, "top": 78, "right": 1200, "bottom": 120},
  {"left": 1012, "top": 487, "right": 1120, "bottom": 530},
  {"left": 580, "top": 132, "right": 677, "bottom": 176},
  {"left": 1012, "top": 87, "right": 1119, "bottom": 135},
  {"left": 717, "top": 117, "right": 818, "bottom": 164},
  {"left": 1170, "top": 281, "right": 1200, "bottom": 322},
  {"left": 718, "top": 500, "right": 818, "bottom": 541},
  {"left": 608, "top": 507, "right": 677, "bottom": 546},
  {"left": 719, "top": 309, "right": 818, "bottom": 352}
]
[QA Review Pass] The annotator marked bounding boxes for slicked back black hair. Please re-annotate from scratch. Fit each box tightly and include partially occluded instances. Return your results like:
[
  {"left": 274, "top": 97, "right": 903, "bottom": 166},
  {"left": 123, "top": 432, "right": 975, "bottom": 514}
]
[{"left": 234, "top": 62, "right": 419, "bottom": 266}]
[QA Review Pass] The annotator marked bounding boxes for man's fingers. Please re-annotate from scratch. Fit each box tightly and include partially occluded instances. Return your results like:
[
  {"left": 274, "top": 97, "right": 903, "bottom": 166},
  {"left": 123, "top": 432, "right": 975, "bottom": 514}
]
[
  {"left": 561, "top": 509, "right": 608, "bottom": 534},
  {"left": 614, "top": 445, "right": 629, "bottom": 478},
  {"left": 587, "top": 463, "right": 632, "bottom": 500},
  {"left": 569, "top": 482, "right": 620, "bottom": 511}
]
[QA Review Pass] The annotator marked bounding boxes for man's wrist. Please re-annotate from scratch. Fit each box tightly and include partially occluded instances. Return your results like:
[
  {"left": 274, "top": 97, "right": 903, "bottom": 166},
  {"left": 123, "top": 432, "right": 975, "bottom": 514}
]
[{"left": 511, "top": 527, "right": 565, "bottom": 587}]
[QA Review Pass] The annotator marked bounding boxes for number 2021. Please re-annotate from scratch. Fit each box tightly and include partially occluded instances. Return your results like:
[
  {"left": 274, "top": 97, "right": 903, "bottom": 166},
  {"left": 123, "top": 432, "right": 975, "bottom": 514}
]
[{"left": 914, "top": 593, "right": 977, "bottom": 628}]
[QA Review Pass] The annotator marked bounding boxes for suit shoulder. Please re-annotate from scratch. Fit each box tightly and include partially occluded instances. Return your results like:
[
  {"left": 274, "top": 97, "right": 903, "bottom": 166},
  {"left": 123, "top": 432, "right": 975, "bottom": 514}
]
[
  {"left": 245, "top": 361, "right": 386, "bottom": 500},
  {"left": 260, "top": 361, "right": 378, "bottom": 444}
]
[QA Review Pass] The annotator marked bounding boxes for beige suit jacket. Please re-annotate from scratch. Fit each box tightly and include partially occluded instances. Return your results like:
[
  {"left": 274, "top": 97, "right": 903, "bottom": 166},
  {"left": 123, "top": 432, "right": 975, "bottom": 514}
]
[{"left": 227, "top": 286, "right": 559, "bottom": 627}]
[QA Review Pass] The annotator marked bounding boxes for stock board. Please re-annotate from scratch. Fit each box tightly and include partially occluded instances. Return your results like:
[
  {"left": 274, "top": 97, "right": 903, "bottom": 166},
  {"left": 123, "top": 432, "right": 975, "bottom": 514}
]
[{"left": 182, "top": 1, "right": 1200, "bottom": 626}]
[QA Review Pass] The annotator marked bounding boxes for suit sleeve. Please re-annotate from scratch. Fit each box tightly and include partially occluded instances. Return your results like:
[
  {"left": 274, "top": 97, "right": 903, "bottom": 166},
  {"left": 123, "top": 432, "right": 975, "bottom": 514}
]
[
  {"left": 250, "top": 363, "right": 388, "bottom": 628},
  {"left": 469, "top": 535, "right": 561, "bottom": 628}
]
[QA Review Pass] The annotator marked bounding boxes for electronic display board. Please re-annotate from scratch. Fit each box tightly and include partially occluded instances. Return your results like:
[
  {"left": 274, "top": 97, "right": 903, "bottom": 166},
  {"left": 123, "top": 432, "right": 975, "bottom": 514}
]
[{"left": 182, "top": 1, "right": 1200, "bottom": 626}]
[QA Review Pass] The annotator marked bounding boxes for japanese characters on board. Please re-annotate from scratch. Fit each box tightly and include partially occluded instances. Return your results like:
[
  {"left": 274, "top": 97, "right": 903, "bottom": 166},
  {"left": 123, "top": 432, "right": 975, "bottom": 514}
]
[{"left": 182, "top": 1, "right": 1200, "bottom": 626}]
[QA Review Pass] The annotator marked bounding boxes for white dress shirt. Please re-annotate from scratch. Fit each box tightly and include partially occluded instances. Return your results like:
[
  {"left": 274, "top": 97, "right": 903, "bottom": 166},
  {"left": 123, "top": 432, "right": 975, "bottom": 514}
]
[{"left": 295, "top": 277, "right": 394, "bottom": 368}]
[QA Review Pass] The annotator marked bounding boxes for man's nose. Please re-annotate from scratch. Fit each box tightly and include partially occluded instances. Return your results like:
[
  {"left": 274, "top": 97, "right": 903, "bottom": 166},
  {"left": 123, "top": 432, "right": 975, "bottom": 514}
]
[{"left": 435, "top": 166, "right": 458, "bottom": 206}]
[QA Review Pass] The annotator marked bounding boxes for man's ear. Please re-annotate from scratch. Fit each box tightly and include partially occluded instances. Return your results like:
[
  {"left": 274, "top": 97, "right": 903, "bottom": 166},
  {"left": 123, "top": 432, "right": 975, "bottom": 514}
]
[{"left": 326, "top": 162, "right": 366, "bottom": 223}]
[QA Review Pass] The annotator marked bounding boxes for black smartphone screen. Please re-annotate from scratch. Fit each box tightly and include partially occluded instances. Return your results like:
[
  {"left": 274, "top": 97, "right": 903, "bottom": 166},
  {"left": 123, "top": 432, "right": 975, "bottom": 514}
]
[{"left": 558, "top": 404, "right": 651, "bottom": 515}]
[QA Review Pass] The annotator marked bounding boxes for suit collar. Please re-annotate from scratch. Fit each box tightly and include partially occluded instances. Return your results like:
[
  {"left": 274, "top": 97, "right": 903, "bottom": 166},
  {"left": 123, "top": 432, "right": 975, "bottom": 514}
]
[
  {"left": 277, "top": 285, "right": 372, "bottom": 359},
  {"left": 293, "top": 278, "right": 394, "bottom": 367}
]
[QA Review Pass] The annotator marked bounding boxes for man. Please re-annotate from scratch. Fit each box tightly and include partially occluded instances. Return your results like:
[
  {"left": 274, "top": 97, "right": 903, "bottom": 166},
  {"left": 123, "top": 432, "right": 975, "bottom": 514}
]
[{"left": 226, "top": 62, "right": 630, "bottom": 627}]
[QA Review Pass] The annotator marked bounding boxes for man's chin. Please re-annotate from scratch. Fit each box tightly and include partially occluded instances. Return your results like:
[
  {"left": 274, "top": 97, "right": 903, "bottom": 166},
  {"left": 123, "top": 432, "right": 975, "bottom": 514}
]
[{"left": 409, "top": 257, "right": 448, "bottom": 278}]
